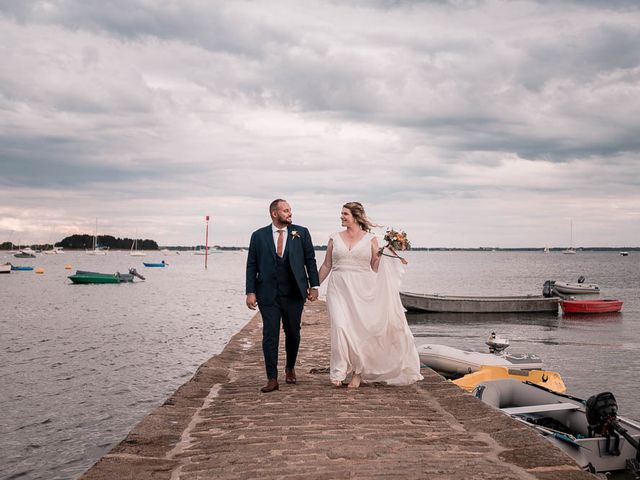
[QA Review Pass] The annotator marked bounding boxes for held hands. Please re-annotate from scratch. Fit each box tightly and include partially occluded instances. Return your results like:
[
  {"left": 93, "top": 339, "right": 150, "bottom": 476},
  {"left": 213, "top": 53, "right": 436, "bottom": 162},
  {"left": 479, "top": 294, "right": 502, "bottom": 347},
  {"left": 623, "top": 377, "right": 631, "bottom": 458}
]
[
  {"left": 246, "top": 293, "right": 258, "bottom": 310},
  {"left": 307, "top": 288, "right": 319, "bottom": 302}
]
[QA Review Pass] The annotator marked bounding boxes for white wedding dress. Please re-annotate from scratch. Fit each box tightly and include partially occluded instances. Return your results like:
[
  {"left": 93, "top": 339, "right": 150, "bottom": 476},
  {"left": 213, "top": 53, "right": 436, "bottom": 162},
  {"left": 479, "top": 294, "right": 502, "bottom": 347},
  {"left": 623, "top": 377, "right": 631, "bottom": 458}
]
[{"left": 326, "top": 232, "right": 423, "bottom": 386}]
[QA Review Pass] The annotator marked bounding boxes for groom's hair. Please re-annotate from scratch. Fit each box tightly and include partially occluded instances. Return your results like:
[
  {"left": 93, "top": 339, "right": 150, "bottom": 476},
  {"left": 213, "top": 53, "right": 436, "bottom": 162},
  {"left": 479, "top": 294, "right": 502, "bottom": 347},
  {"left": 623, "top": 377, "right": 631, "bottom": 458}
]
[{"left": 269, "top": 198, "right": 286, "bottom": 213}]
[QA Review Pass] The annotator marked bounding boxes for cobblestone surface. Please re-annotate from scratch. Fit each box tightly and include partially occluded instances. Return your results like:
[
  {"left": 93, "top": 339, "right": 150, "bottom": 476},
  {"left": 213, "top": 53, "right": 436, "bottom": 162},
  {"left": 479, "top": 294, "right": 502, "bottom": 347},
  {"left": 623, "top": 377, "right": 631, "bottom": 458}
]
[{"left": 80, "top": 302, "right": 595, "bottom": 480}]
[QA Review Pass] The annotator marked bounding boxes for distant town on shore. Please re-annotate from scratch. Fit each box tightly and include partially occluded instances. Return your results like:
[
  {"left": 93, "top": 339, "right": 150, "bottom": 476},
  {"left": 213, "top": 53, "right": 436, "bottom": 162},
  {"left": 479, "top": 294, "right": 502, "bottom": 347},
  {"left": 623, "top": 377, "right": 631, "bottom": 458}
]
[{"left": 1, "top": 234, "right": 638, "bottom": 252}]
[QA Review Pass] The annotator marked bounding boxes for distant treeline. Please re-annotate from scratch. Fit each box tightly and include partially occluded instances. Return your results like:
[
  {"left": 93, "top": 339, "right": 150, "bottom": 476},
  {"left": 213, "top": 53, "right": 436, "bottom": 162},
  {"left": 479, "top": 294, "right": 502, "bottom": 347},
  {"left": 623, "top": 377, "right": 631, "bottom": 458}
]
[
  {"left": 0, "top": 235, "right": 159, "bottom": 250},
  {"left": 57, "top": 234, "right": 159, "bottom": 250}
]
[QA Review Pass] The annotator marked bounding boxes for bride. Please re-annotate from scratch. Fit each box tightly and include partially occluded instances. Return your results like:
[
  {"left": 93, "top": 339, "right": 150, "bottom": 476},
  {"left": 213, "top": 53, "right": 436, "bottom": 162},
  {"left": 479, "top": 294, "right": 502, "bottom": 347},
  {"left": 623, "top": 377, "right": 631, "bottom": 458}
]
[{"left": 318, "top": 202, "right": 423, "bottom": 388}]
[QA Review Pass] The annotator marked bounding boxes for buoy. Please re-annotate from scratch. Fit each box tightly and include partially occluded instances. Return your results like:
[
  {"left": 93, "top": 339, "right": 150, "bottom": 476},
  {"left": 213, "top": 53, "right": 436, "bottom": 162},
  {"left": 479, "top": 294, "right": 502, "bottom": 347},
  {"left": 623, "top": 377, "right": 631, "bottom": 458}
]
[
  {"left": 35, "top": 267, "right": 45, "bottom": 274},
  {"left": 64, "top": 264, "right": 72, "bottom": 270}
]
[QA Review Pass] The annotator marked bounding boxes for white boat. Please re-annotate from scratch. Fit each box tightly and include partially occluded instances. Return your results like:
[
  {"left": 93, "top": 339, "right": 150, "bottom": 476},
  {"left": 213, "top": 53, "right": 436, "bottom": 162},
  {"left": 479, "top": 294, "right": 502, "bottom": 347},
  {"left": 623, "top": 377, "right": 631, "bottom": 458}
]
[
  {"left": 417, "top": 343, "right": 544, "bottom": 376},
  {"left": 620, "top": 251, "right": 629, "bottom": 256},
  {"left": 130, "top": 236, "right": 146, "bottom": 257},
  {"left": 14, "top": 247, "right": 36, "bottom": 258},
  {"left": 86, "top": 219, "right": 108, "bottom": 255},
  {"left": 193, "top": 247, "right": 222, "bottom": 255},
  {"left": 474, "top": 379, "right": 640, "bottom": 475},
  {"left": 553, "top": 278, "right": 600, "bottom": 294},
  {"left": 0, "top": 263, "right": 11, "bottom": 274}
]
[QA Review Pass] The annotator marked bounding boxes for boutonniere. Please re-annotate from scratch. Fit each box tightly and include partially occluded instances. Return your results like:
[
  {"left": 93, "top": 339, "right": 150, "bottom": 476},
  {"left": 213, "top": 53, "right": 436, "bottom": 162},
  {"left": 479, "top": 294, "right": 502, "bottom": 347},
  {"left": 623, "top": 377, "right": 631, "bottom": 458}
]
[{"left": 291, "top": 230, "right": 300, "bottom": 239}]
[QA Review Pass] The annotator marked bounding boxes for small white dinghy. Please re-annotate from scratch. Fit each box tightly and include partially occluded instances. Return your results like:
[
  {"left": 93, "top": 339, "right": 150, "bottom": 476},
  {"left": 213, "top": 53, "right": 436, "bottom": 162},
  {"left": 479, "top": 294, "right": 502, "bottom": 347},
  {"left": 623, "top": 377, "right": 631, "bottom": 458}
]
[
  {"left": 417, "top": 333, "right": 544, "bottom": 376},
  {"left": 473, "top": 379, "right": 640, "bottom": 475},
  {"left": 553, "top": 276, "right": 600, "bottom": 294}
]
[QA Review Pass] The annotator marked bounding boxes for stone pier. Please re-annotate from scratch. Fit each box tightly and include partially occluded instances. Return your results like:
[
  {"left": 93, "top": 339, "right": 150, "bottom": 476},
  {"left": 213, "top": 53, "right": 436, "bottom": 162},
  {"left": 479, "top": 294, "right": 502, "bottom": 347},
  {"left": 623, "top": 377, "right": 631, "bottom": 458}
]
[{"left": 80, "top": 302, "right": 595, "bottom": 479}]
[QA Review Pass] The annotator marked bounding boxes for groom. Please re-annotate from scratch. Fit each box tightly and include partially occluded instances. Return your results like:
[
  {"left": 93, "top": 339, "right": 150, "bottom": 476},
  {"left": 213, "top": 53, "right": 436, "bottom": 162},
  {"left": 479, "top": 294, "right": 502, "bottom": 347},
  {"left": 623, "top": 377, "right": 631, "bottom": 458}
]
[{"left": 246, "top": 199, "right": 320, "bottom": 393}]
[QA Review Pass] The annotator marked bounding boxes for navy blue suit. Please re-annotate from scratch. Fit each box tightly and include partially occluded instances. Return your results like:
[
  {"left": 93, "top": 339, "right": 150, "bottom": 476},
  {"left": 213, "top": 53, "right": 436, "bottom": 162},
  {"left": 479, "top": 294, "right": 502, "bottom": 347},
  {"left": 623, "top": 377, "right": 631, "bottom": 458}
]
[{"left": 246, "top": 224, "right": 319, "bottom": 379}]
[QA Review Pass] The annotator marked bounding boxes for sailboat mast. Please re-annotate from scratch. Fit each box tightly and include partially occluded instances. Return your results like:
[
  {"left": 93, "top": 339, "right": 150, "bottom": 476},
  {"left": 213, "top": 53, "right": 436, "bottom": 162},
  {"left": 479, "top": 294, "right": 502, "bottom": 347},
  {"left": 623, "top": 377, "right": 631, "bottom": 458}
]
[{"left": 570, "top": 219, "right": 573, "bottom": 249}]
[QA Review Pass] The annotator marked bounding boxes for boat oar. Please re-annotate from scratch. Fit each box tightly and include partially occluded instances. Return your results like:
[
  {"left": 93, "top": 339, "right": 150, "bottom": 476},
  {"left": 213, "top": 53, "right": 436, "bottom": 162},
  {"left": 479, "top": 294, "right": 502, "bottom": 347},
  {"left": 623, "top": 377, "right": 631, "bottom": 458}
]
[{"left": 510, "top": 416, "right": 586, "bottom": 450}]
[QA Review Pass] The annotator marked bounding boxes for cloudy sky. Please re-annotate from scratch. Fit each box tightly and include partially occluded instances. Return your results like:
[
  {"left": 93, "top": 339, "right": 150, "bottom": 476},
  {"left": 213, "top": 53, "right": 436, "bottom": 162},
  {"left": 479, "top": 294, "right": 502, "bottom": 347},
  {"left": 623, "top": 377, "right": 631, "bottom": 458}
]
[{"left": 1, "top": 0, "right": 639, "bottom": 248}]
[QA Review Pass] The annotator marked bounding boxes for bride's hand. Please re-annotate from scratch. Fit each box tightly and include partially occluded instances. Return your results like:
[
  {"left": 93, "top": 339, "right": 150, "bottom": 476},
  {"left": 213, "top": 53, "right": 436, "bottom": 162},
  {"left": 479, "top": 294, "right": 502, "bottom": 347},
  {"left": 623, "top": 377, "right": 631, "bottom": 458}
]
[{"left": 388, "top": 246, "right": 408, "bottom": 264}]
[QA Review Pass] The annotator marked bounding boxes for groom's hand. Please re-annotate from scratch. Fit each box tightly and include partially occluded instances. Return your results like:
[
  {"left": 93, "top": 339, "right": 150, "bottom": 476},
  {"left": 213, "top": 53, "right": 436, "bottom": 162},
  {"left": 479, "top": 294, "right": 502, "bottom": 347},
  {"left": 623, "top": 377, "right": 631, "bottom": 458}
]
[
  {"left": 307, "top": 288, "right": 318, "bottom": 302},
  {"left": 246, "top": 293, "right": 258, "bottom": 310}
]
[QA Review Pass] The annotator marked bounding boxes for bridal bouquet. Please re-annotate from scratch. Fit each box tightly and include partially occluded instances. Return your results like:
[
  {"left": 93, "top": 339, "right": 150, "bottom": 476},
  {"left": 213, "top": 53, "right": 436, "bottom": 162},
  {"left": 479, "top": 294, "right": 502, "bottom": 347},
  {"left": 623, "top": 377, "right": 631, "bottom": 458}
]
[
  {"left": 379, "top": 228, "right": 410, "bottom": 264},
  {"left": 383, "top": 228, "right": 411, "bottom": 251}
]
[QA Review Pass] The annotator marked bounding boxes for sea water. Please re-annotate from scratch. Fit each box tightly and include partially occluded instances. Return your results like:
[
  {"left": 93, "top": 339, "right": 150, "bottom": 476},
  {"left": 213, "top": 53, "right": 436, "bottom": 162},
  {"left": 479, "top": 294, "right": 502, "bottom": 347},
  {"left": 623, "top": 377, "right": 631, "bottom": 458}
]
[{"left": 1, "top": 249, "right": 638, "bottom": 479}]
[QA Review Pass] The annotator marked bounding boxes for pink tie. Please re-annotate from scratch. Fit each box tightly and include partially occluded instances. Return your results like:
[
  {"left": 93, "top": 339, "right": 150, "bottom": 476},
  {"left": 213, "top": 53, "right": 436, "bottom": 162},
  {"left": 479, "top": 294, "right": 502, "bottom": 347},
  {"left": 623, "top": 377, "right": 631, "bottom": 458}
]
[{"left": 276, "top": 229, "right": 285, "bottom": 257}]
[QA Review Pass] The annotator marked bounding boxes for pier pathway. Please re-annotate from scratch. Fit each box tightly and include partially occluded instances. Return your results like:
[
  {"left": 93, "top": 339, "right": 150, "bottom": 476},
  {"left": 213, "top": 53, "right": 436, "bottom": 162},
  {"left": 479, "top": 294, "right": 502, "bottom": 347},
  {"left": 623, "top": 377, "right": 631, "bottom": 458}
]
[{"left": 81, "top": 302, "right": 594, "bottom": 480}]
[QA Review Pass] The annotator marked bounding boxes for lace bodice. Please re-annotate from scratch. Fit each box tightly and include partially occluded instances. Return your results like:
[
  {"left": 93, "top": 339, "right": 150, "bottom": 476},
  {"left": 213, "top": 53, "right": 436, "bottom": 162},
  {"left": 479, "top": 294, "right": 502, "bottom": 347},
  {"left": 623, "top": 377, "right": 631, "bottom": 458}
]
[{"left": 330, "top": 232, "right": 374, "bottom": 273}]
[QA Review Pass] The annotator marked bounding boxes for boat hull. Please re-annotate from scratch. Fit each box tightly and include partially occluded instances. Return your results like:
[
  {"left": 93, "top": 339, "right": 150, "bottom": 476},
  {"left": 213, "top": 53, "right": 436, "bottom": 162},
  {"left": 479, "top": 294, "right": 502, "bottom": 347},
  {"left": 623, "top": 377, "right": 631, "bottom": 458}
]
[
  {"left": 560, "top": 299, "right": 623, "bottom": 314},
  {"left": 11, "top": 266, "right": 34, "bottom": 271},
  {"left": 400, "top": 291, "right": 558, "bottom": 313},
  {"left": 0, "top": 263, "right": 11, "bottom": 274},
  {"left": 143, "top": 263, "right": 166, "bottom": 267},
  {"left": 69, "top": 274, "right": 120, "bottom": 284},
  {"left": 417, "top": 344, "right": 544, "bottom": 375},
  {"left": 553, "top": 281, "right": 600, "bottom": 294},
  {"left": 453, "top": 365, "right": 566, "bottom": 393},
  {"left": 474, "top": 379, "right": 640, "bottom": 473}
]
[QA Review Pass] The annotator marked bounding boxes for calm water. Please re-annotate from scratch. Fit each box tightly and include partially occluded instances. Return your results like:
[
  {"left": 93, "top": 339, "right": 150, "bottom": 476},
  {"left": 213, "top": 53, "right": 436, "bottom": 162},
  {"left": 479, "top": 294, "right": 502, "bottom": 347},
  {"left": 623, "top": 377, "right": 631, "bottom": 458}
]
[{"left": 1, "top": 250, "right": 639, "bottom": 479}]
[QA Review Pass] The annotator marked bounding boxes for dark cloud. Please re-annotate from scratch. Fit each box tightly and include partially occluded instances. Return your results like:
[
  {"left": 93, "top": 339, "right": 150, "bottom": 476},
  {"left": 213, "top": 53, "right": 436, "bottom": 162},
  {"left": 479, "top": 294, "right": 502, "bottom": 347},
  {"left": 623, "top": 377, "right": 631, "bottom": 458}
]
[
  {"left": 0, "top": 0, "right": 292, "bottom": 58},
  {"left": 0, "top": 133, "right": 203, "bottom": 188}
]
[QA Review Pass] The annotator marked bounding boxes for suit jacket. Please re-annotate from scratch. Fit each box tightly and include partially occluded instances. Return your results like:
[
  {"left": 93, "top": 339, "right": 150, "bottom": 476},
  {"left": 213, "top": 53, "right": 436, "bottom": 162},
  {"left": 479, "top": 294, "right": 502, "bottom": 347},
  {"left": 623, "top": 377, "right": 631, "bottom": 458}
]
[{"left": 246, "top": 224, "right": 320, "bottom": 305}]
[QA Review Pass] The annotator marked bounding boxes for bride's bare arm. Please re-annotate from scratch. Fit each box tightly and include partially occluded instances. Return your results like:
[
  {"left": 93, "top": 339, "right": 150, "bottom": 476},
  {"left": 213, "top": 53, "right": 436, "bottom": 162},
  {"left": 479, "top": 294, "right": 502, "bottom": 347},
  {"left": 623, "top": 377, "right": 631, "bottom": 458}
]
[
  {"left": 370, "top": 237, "right": 380, "bottom": 272},
  {"left": 318, "top": 239, "right": 334, "bottom": 284}
]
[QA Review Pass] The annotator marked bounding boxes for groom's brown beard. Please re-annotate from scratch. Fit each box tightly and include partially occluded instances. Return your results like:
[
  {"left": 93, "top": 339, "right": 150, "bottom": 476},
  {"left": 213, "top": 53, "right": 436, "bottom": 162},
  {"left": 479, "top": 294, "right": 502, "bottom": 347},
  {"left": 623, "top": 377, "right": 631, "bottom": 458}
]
[{"left": 276, "top": 214, "right": 292, "bottom": 225}]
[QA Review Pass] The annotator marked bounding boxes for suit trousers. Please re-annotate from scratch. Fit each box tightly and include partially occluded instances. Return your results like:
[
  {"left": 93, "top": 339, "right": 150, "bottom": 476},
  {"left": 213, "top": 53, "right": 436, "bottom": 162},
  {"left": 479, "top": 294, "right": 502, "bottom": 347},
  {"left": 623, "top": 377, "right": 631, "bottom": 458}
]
[{"left": 260, "top": 295, "right": 305, "bottom": 379}]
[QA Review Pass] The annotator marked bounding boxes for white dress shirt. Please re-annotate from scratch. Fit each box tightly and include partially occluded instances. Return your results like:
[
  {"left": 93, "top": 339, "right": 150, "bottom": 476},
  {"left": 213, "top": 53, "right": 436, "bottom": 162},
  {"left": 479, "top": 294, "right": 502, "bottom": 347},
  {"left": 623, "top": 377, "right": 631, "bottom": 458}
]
[{"left": 271, "top": 224, "right": 288, "bottom": 254}]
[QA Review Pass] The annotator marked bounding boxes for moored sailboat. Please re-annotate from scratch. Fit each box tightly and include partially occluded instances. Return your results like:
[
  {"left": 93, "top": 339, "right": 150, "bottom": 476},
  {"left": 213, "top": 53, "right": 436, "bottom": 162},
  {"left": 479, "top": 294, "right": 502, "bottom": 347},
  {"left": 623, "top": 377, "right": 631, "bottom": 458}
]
[
  {"left": 86, "top": 219, "right": 108, "bottom": 255},
  {"left": 130, "top": 234, "right": 146, "bottom": 257}
]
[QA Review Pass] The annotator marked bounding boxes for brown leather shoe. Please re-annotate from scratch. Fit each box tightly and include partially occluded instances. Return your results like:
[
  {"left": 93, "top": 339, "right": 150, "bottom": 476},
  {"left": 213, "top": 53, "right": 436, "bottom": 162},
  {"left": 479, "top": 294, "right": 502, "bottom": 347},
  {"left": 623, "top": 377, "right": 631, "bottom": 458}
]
[
  {"left": 285, "top": 368, "right": 297, "bottom": 384},
  {"left": 261, "top": 378, "right": 279, "bottom": 393}
]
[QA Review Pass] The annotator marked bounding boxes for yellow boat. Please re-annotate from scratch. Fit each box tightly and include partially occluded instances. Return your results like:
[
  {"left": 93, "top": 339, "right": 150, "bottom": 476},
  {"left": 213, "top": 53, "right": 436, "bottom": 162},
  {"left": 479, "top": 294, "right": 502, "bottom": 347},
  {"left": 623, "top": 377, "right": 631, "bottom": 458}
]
[{"left": 452, "top": 365, "right": 566, "bottom": 393}]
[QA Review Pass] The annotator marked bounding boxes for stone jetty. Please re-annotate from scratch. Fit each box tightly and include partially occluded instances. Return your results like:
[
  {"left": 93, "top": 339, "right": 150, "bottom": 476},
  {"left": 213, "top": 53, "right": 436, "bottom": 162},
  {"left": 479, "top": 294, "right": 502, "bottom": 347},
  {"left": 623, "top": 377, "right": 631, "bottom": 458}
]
[{"left": 80, "top": 301, "right": 595, "bottom": 480}]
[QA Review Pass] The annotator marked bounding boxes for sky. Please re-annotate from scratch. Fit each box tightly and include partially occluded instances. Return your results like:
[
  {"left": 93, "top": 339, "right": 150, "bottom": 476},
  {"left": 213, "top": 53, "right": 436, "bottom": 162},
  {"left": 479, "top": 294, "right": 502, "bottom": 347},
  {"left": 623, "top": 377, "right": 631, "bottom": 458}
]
[{"left": 1, "top": 0, "right": 639, "bottom": 248}]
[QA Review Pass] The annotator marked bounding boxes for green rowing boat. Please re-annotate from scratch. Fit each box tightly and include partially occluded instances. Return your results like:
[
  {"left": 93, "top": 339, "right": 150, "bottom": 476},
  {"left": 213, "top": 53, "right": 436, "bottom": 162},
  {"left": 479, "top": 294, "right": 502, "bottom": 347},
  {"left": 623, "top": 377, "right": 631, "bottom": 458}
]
[
  {"left": 68, "top": 268, "right": 145, "bottom": 284},
  {"left": 68, "top": 272, "right": 120, "bottom": 284}
]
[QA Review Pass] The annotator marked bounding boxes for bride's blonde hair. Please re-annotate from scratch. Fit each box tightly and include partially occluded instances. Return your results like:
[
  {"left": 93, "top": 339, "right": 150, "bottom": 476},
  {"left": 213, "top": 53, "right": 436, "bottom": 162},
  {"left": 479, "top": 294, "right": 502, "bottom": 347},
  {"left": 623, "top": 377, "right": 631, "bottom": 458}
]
[{"left": 343, "top": 202, "right": 377, "bottom": 232}]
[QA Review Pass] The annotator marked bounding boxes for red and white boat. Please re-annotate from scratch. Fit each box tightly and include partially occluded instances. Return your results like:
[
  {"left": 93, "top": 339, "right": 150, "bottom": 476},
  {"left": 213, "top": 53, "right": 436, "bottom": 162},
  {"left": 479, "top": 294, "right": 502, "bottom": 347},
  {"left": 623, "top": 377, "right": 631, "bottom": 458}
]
[{"left": 560, "top": 299, "right": 623, "bottom": 314}]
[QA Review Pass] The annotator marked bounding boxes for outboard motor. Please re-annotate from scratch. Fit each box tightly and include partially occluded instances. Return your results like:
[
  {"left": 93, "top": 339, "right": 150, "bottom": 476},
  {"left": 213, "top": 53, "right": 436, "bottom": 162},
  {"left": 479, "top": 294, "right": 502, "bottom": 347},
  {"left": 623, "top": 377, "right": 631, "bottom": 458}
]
[
  {"left": 486, "top": 332, "right": 509, "bottom": 354},
  {"left": 578, "top": 275, "right": 586, "bottom": 284},
  {"left": 129, "top": 268, "right": 145, "bottom": 281},
  {"left": 586, "top": 391, "right": 640, "bottom": 475},
  {"left": 587, "top": 392, "right": 621, "bottom": 456},
  {"left": 543, "top": 280, "right": 556, "bottom": 297}
]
